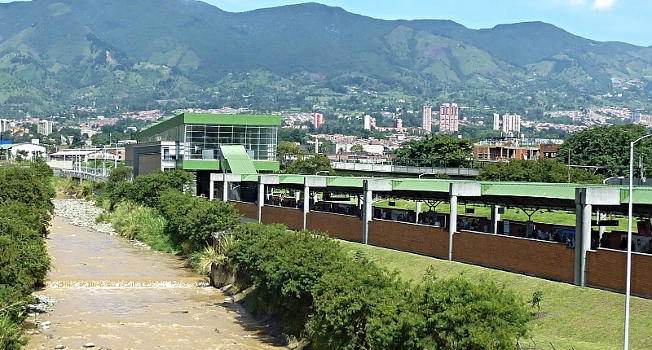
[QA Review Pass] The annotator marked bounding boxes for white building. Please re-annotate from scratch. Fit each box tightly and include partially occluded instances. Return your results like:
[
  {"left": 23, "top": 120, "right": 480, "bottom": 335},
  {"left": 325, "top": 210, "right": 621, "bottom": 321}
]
[
  {"left": 0, "top": 143, "right": 47, "bottom": 160},
  {"left": 493, "top": 113, "right": 500, "bottom": 130},
  {"left": 422, "top": 105, "right": 432, "bottom": 133},
  {"left": 492, "top": 113, "right": 522, "bottom": 135},
  {"left": 0, "top": 119, "right": 11, "bottom": 133},
  {"left": 439, "top": 103, "right": 459, "bottom": 134},
  {"left": 38, "top": 120, "right": 54, "bottom": 136}
]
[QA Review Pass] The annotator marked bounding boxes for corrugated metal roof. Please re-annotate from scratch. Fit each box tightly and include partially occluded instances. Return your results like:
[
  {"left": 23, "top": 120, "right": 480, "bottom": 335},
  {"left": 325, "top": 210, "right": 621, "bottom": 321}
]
[{"left": 220, "top": 145, "right": 257, "bottom": 174}]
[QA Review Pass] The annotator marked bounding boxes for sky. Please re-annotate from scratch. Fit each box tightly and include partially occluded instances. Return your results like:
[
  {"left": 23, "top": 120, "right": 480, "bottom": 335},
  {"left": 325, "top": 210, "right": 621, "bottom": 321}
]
[
  {"left": 208, "top": 0, "right": 652, "bottom": 46},
  {"left": 0, "top": 0, "right": 649, "bottom": 46}
]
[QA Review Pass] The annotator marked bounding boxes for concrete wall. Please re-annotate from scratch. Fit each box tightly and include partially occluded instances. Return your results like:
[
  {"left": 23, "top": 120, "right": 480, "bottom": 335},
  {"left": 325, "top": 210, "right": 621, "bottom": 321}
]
[
  {"left": 231, "top": 201, "right": 257, "bottom": 219},
  {"left": 262, "top": 205, "right": 303, "bottom": 231},
  {"left": 454, "top": 231, "right": 575, "bottom": 283},
  {"left": 307, "top": 211, "right": 362, "bottom": 242},
  {"left": 369, "top": 220, "right": 449, "bottom": 259},
  {"left": 587, "top": 249, "right": 652, "bottom": 297}
]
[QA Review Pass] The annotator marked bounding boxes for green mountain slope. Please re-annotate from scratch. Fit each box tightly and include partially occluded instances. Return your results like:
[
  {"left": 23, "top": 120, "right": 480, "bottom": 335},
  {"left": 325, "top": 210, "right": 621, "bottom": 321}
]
[{"left": 0, "top": 0, "right": 649, "bottom": 116}]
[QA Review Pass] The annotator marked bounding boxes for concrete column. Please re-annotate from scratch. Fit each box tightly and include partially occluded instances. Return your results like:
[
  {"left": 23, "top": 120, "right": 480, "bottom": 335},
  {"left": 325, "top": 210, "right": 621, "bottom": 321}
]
[
  {"left": 362, "top": 186, "right": 373, "bottom": 244},
  {"left": 415, "top": 201, "right": 422, "bottom": 223},
  {"left": 222, "top": 180, "right": 228, "bottom": 202},
  {"left": 574, "top": 202, "right": 592, "bottom": 286},
  {"left": 295, "top": 190, "right": 301, "bottom": 208},
  {"left": 303, "top": 185, "right": 310, "bottom": 230},
  {"left": 257, "top": 181, "right": 264, "bottom": 223},
  {"left": 448, "top": 194, "right": 458, "bottom": 261},
  {"left": 209, "top": 178, "right": 215, "bottom": 201},
  {"left": 573, "top": 187, "right": 620, "bottom": 286},
  {"left": 491, "top": 205, "right": 501, "bottom": 234}
]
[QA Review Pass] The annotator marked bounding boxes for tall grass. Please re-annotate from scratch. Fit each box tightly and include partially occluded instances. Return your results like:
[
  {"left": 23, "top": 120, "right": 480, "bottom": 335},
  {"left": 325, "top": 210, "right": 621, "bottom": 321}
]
[{"left": 97, "top": 202, "right": 178, "bottom": 254}]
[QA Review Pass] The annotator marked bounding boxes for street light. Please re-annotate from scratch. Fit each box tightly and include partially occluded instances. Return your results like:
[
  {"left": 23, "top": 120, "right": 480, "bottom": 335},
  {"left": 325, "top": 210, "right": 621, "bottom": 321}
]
[
  {"left": 315, "top": 170, "right": 330, "bottom": 176},
  {"left": 418, "top": 172, "right": 437, "bottom": 179},
  {"left": 624, "top": 133, "right": 652, "bottom": 350}
]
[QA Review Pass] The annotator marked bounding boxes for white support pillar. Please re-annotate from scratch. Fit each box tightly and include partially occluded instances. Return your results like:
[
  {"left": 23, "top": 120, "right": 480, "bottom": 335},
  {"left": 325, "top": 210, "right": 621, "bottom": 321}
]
[
  {"left": 209, "top": 178, "right": 215, "bottom": 201},
  {"left": 362, "top": 179, "right": 392, "bottom": 245},
  {"left": 258, "top": 175, "right": 280, "bottom": 224},
  {"left": 258, "top": 181, "right": 264, "bottom": 223},
  {"left": 303, "top": 185, "right": 310, "bottom": 230},
  {"left": 304, "top": 176, "right": 327, "bottom": 231},
  {"left": 491, "top": 205, "right": 501, "bottom": 234},
  {"left": 222, "top": 180, "right": 228, "bottom": 202},
  {"left": 415, "top": 201, "right": 422, "bottom": 223},
  {"left": 449, "top": 183, "right": 481, "bottom": 261},
  {"left": 448, "top": 194, "right": 458, "bottom": 261},
  {"left": 362, "top": 185, "right": 373, "bottom": 244}
]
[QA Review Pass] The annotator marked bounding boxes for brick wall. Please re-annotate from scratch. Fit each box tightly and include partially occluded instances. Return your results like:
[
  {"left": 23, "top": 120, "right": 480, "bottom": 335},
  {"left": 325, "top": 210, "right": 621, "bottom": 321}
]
[
  {"left": 369, "top": 220, "right": 449, "bottom": 259},
  {"left": 587, "top": 249, "right": 652, "bottom": 297},
  {"left": 307, "top": 211, "right": 362, "bottom": 242},
  {"left": 261, "top": 205, "right": 303, "bottom": 231},
  {"left": 453, "top": 231, "right": 575, "bottom": 283},
  {"left": 230, "top": 201, "right": 258, "bottom": 220}
]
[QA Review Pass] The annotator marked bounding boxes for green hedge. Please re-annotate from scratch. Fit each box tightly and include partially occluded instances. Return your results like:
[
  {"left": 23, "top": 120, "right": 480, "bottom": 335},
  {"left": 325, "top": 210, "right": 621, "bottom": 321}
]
[
  {"left": 0, "top": 160, "right": 54, "bottom": 349},
  {"left": 226, "top": 223, "right": 534, "bottom": 349}
]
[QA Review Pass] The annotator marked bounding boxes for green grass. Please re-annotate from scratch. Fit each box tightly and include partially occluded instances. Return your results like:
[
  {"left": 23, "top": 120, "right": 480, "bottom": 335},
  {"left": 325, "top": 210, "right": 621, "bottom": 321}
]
[{"left": 340, "top": 241, "right": 652, "bottom": 350}]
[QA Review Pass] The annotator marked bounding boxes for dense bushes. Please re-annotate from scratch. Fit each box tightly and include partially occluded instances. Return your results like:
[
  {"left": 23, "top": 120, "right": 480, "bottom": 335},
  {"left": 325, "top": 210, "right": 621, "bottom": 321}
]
[
  {"left": 225, "top": 223, "right": 533, "bottom": 349},
  {"left": 99, "top": 169, "right": 239, "bottom": 259},
  {"left": 0, "top": 161, "right": 54, "bottom": 349}
]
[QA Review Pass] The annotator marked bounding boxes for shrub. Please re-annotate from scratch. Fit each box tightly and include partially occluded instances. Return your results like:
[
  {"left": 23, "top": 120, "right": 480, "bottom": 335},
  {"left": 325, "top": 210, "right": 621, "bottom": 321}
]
[
  {"left": 412, "top": 271, "right": 532, "bottom": 350},
  {"left": 159, "top": 190, "right": 239, "bottom": 251},
  {"left": 0, "top": 315, "right": 26, "bottom": 350},
  {"left": 228, "top": 223, "right": 348, "bottom": 335},
  {"left": 308, "top": 254, "right": 418, "bottom": 350}
]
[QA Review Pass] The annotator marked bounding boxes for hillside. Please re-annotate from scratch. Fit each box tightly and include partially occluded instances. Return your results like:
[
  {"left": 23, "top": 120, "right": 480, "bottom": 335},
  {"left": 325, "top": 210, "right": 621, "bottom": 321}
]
[{"left": 0, "top": 0, "right": 650, "bottom": 116}]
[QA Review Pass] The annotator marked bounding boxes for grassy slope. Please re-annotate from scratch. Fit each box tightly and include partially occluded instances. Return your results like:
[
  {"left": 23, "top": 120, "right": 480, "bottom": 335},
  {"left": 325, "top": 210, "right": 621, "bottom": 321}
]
[{"left": 340, "top": 241, "right": 652, "bottom": 350}]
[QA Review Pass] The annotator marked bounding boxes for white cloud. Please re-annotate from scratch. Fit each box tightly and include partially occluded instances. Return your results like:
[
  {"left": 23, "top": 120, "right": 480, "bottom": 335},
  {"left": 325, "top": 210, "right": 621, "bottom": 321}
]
[
  {"left": 568, "top": 0, "right": 587, "bottom": 5},
  {"left": 592, "top": 0, "right": 617, "bottom": 10}
]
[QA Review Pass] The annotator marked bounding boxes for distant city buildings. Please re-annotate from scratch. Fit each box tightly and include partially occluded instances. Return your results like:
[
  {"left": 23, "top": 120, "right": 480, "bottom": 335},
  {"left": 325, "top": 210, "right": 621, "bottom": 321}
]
[
  {"left": 421, "top": 105, "right": 432, "bottom": 133},
  {"left": 313, "top": 113, "right": 324, "bottom": 129},
  {"left": 492, "top": 113, "right": 521, "bottom": 135},
  {"left": 37, "top": 120, "right": 54, "bottom": 136},
  {"left": 439, "top": 103, "right": 459, "bottom": 134},
  {"left": 473, "top": 137, "right": 561, "bottom": 162}
]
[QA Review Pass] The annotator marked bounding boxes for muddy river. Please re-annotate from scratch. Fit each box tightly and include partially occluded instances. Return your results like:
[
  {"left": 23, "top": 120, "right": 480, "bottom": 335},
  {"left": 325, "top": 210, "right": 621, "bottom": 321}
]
[{"left": 26, "top": 215, "right": 283, "bottom": 350}]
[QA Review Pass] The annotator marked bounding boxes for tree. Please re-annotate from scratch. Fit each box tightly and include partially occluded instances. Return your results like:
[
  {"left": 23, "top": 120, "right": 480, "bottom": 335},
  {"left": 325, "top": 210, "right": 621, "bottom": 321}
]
[
  {"left": 558, "top": 124, "right": 652, "bottom": 177},
  {"left": 277, "top": 141, "right": 302, "bottom": 170},
  {"left": 350, "top": 144, "right": 364, "bottom": 153},
  {"left": 478, "top": 158, "right": 603, "bottom": 183},
  {"left": 285, "top": 154, "right": 333, "bottom": 175},
  {"left": 393, "top": 135, "right": 473, "bottom": 167}
]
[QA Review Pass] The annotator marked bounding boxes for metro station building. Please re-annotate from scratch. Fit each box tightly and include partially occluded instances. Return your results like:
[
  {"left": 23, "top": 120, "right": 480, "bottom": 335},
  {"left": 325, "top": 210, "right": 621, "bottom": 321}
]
[{"left": 126, "top": 113, "right": 280, "bottom": 197}]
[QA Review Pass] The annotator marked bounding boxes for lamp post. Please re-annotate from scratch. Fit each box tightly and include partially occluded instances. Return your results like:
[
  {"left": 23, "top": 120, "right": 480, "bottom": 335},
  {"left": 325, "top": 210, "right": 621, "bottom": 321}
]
[
  {"left": 315, "top": 170, "right": 329, "bottom": 176},
  {"left": 624, "top": 133, "right": 652, "bottom": 350},
  {"left": 418, "top": 172, "right": 437, "bottom": 179}
]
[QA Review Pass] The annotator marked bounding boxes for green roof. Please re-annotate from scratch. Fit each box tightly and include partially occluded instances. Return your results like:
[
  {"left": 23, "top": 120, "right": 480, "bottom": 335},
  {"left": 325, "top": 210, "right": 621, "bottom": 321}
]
[
  {"left": 480, "top": 182, "right": 578, "bottom": 200},
  {"left": 138, "top": 113, "right": 281, "bottom": 140}
]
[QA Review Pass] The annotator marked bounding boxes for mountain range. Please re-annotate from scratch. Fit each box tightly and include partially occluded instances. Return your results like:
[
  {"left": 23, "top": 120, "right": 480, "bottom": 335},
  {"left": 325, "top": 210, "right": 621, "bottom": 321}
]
[{"left": 0, "top": 0, "right": 650, "bottom": 117}]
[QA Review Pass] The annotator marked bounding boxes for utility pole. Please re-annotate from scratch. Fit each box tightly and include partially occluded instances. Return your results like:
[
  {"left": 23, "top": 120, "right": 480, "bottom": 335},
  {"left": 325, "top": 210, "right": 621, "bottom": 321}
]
[{"left": 567, "top": 149, "right": 571, "bottom": 183}]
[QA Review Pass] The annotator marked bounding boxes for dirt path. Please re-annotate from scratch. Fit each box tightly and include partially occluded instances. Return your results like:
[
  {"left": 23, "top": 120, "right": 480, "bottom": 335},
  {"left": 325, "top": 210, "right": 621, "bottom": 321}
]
[{"left": 25, "top": 215, "right": 283, "bottom": 350}]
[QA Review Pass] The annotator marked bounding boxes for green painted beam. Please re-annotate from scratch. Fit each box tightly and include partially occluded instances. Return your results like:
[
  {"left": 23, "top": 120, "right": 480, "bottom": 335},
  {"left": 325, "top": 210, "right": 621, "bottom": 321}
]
[
  {"left": 253, "top": 160, "right": 280, "bottom": 172},
  {"left": 182, "top": 159, "right": 221, "bottom": 171}
]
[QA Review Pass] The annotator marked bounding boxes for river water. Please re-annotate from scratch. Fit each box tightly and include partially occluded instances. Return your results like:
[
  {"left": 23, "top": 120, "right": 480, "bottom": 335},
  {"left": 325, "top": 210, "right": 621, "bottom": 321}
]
[{"left": 25, "top": 209, "right": 283, "bottom": 350}]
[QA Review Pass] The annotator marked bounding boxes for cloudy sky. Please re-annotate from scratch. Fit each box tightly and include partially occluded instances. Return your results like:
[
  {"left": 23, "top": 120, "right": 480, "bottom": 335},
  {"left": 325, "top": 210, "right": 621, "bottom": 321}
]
[
  {"left": 0, "top": 0, "right": 649, "bottom": 46},
  {"left": 208, "top": 0, "right": 651, "bottom": 46}
]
